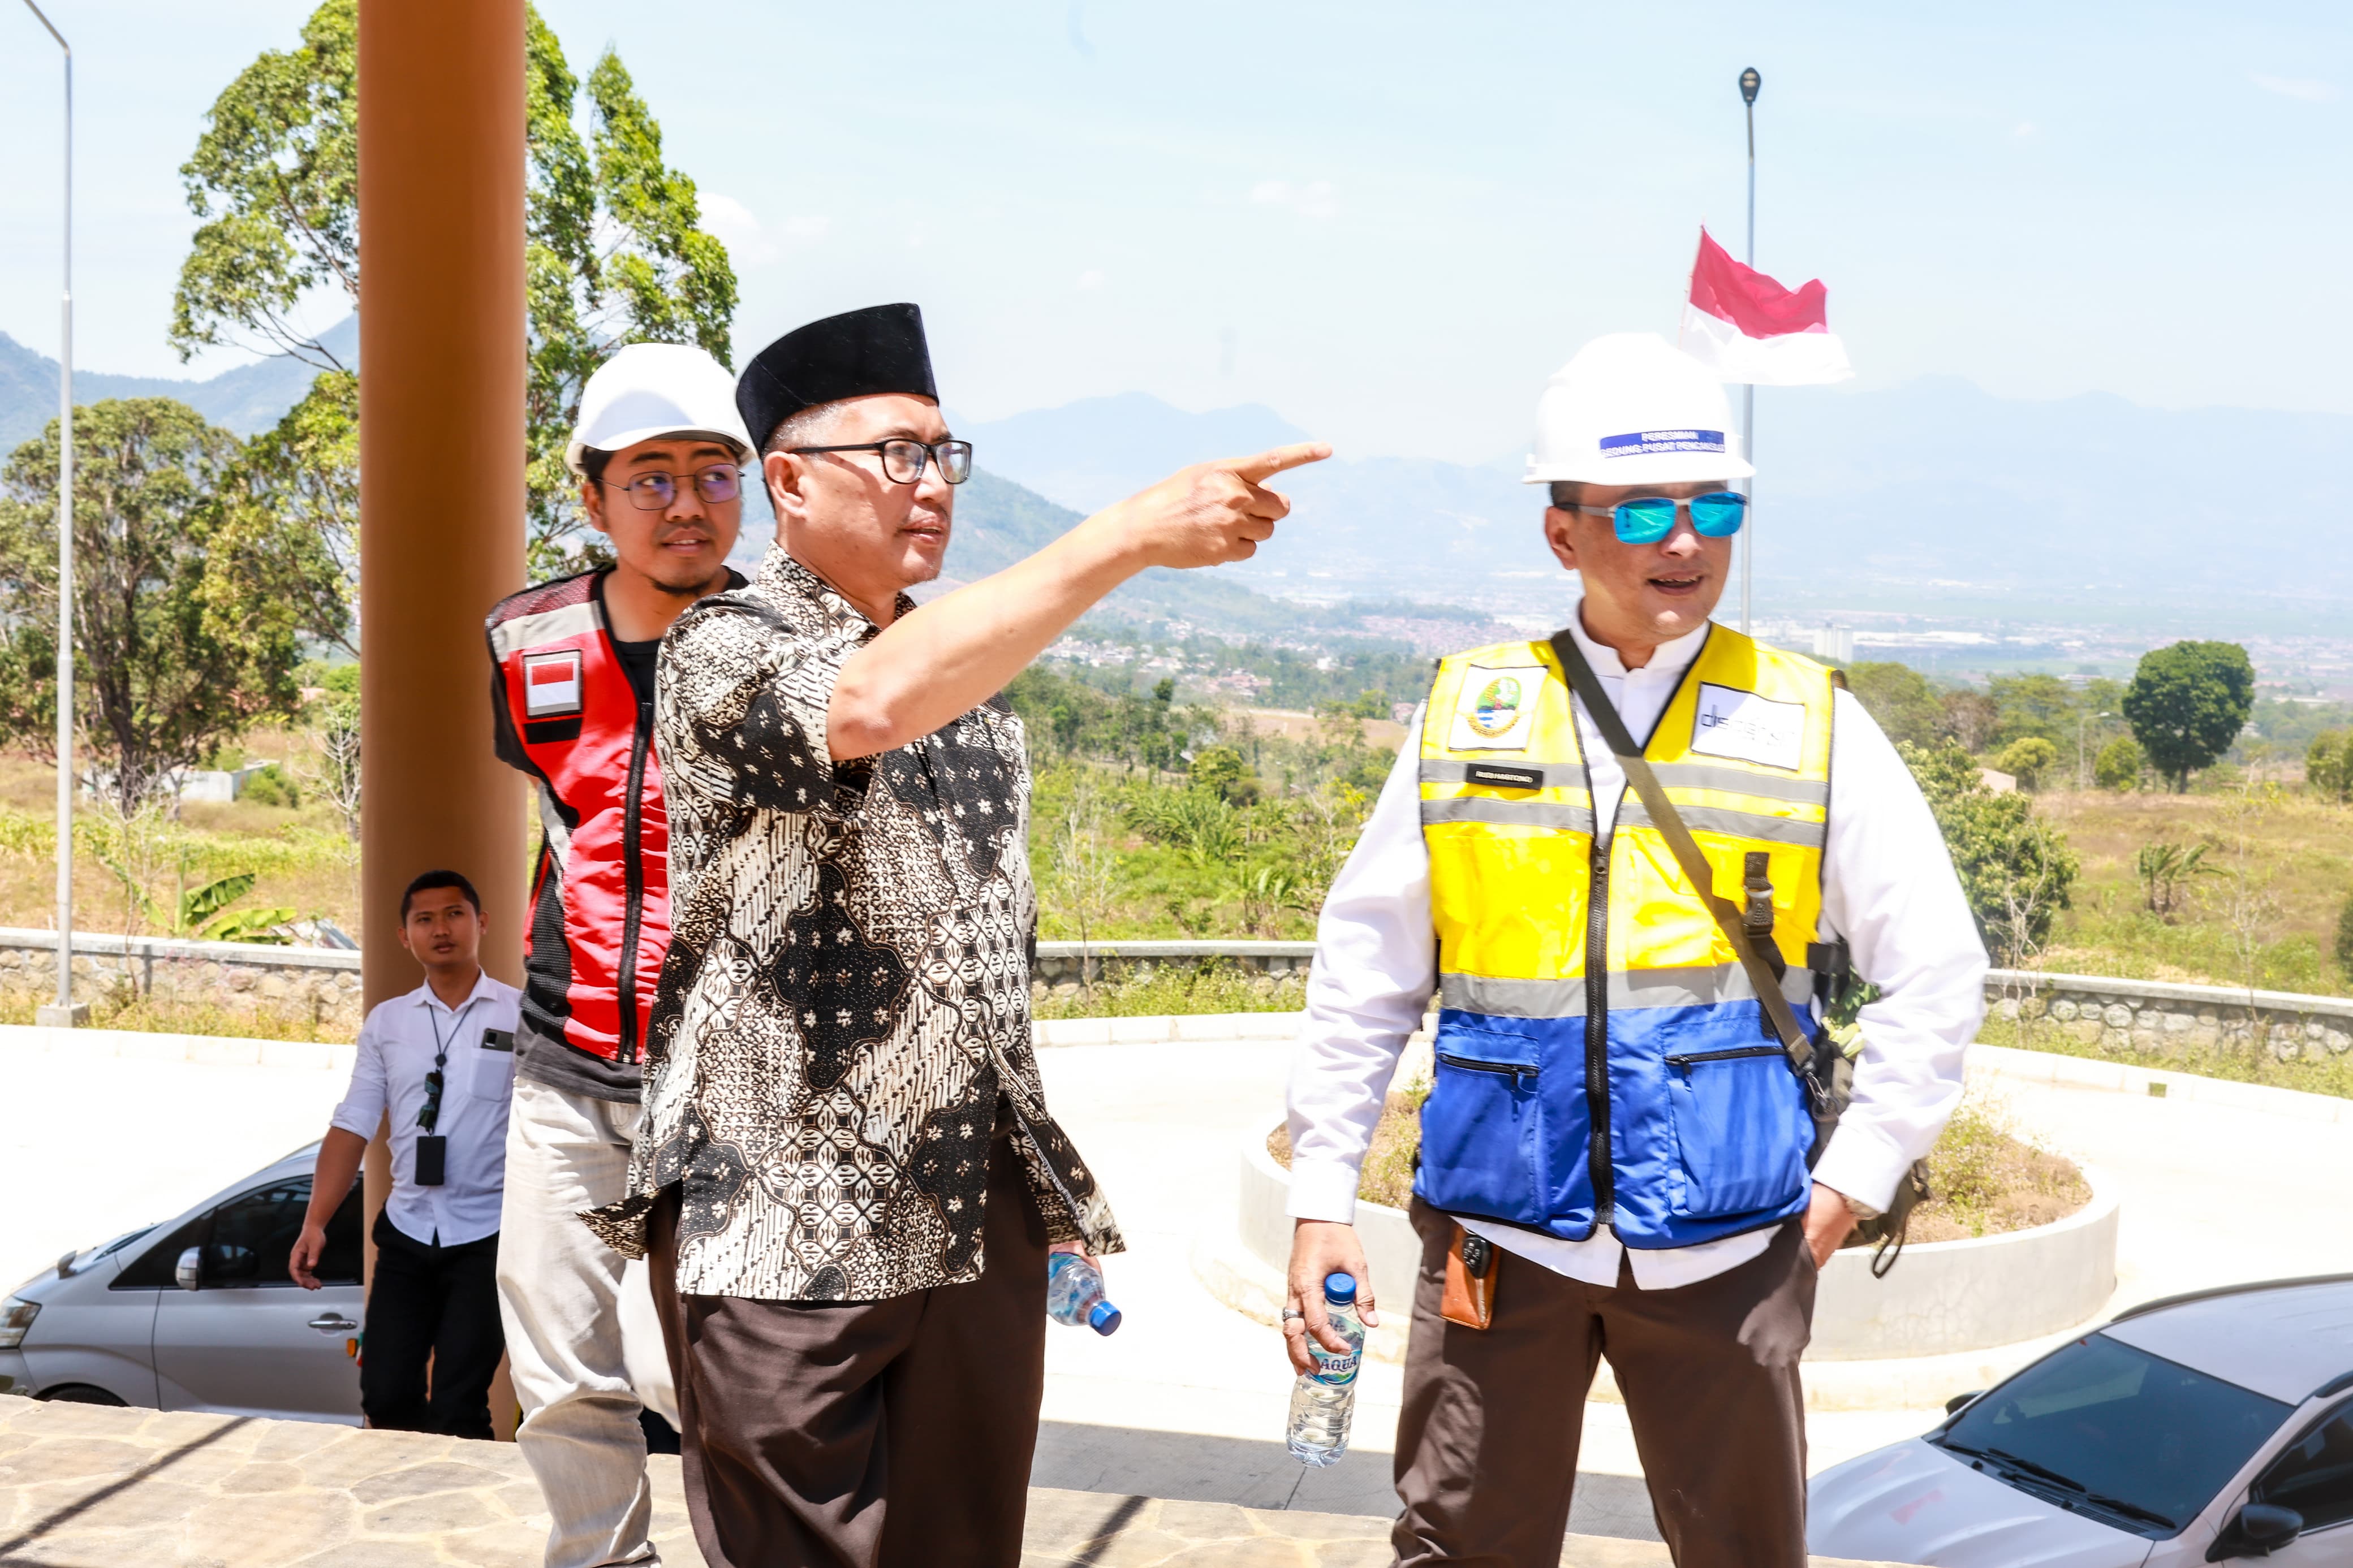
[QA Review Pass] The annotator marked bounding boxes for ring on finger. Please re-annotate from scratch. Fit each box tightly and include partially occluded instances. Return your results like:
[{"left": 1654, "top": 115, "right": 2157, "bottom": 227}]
[{"left": 1280, "top": 1308, "right": 1305, "bottom": 1323}]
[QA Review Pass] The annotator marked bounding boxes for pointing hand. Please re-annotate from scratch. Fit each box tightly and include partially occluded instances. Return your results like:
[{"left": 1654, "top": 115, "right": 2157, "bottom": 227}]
[{"left": 1105, "top": 442, "right": 1331, "bottom": 570}]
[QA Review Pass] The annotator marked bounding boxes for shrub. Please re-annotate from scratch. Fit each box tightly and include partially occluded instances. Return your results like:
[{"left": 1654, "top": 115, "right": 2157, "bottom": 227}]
[
  {"left": 238, "top": 762, "right": 300, "bottom": 809},
  {"left": 1899, "top": 741, "right": 2079, "bottom": 964},
  {"left": 2338, "top": 891, "right": 2353, "bottom": 980},
  {"left": 2308, "top": 732, "right": 2353, "bottom": 804},
  {"left": 1993, "top": 736, "right": 2059, "bottom": 791},
  {"left": 2093, "top": 735, "right": 2144, "bottom": 792}
]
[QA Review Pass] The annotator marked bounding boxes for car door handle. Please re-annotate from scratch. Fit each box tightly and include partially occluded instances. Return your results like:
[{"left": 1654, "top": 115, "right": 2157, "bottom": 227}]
[{"left": 307, "top": 1314, "right": 359, "bottom": 1333}]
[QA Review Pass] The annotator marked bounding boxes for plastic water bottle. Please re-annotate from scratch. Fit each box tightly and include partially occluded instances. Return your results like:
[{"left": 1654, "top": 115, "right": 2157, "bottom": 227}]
[
  {"left": 1286, "top": 1272, "right": 1365, "bottom": 1467},
  {"left": 1046, "top": 1251, "right": 1122, "bottom": 1336}
]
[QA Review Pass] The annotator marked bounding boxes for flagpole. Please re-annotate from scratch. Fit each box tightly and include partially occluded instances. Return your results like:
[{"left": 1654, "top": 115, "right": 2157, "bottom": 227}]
[{"left": 1739, "top": 67, "right": 1759, "bottom": 636}]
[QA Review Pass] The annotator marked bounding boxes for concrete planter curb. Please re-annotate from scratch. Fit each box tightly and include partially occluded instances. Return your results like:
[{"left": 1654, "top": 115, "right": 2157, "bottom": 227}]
[{"left": 1230, "top": 1125, "right": 2118, "bottom": 1363}]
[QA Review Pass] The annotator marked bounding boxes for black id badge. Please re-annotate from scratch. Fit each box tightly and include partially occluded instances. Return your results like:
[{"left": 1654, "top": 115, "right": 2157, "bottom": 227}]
[{"left": 414, "top": 1134, "right": 448, "bottom": 1186}]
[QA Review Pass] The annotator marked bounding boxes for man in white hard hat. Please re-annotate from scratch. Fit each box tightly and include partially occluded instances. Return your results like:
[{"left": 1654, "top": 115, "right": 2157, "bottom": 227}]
[
  {"left": 485, "top": 342, "right": 755, "bottom": 1568},
  {"left": 1282, "top": 334, "right": 1988, "bottom": 1566}
]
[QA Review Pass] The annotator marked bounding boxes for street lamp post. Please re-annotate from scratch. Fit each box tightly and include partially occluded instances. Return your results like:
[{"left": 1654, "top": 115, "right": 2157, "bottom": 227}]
[
  {"left": 2078, "top": 710, "right": 2114, "bottom": 792},
  {"left": 21, "top": 0, "right": 82, "bottom": 1028},
  {"left": 1738, "top": 66, "right": 1760, "bottom": 636}
]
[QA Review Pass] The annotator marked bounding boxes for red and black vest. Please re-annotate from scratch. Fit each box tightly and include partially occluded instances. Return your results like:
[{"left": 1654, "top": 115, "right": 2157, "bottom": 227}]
[{"left": 486, "top": 569, "right": 682, "bottom": 1068}]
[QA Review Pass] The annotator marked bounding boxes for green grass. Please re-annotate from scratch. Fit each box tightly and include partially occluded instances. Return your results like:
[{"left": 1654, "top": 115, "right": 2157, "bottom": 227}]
[
  {"left": 1983, "top": 1013, "right": 2353, "bottom": 1100},
  {"left": 1032, "top": 961, "right": 1307, "bottom": 1018},
  {"left": 0, "top": 988, "right": 354, "bottom": 1043}
]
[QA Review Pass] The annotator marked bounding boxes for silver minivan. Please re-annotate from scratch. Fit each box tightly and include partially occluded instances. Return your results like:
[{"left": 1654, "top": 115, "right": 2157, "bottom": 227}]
[{"left": 0, "top": 1142, "right": 365, "bottom": 1422}]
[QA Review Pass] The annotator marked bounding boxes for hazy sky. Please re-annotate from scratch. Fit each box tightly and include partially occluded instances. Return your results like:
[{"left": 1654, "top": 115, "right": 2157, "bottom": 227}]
[{"left": 2, "top": 1, "right": 2347, "bottom": 462}]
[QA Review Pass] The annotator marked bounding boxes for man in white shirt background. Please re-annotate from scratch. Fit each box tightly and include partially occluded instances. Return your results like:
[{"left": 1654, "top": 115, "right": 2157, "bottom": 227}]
[
  {"left": 292, "top": 869, "right": 522, "bottom": 1440},
  {"left": 1282, "top": 334, "right": 1989, "bottom": 1567}
]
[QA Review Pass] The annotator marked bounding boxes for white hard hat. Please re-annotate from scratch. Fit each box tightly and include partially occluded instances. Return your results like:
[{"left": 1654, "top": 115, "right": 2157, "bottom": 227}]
[
  {"left": 1523, "top": 332, "right": 1753, "bottom": 487},
  {"left": 566, "top": 343, "right": 756, "bottom": 476}
]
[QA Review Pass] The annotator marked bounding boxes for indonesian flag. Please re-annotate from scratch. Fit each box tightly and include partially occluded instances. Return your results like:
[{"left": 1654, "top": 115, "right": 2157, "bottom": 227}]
[{"left": 1677, "top": 228, "right": 1852, "bottom": 386}]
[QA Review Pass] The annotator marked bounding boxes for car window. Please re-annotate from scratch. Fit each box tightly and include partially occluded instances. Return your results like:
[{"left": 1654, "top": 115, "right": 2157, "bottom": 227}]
[
  {"left": 204, "top": 1178, "right": 312, "bottom": 1287},
  {"left": 2256, "top": 1402, "right": 2353, "bottom": 1534},
  {"left": 112, "top": 1213, "right": 208, "bottom": 1290},
  {"left": 314, "top": 1177, "right": 363, "bottom": 1286},
  {"left": 1935, "top": 1332, "right": 2290, "bottom": 1536}
]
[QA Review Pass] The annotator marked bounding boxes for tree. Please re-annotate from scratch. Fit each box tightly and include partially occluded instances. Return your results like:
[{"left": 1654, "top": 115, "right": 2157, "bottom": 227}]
[
  {"left": 1992, "top": 736, "right": 2059, "bottom": 791},
  {"left": 1939, "top": 689, "right": 2001, "bottom": 754},
  {"left": 2093, "top": 735, "right": 2145, "bottom": 792},
  {"left": 1846, "top": 662, "right": 1947, "bottom": 750},
  {"left": 1899, "top": 741, "right": 2079, "bottom": 965},
  {"left": 2306, "top": 731, "right": 2353, "bottom": 804},
  {"left": 2134, "top": 841, "right": 2214, "bottom": 921},
  {"left": 2123, "top": 641, "right": 2256, "bottom": 793},
  {"left": 171, "top": 1, "right": 738, "bottom": 584},
  {"left": 1986, "top": 673, "right": 2078, "bottom": 749},
  {"left": 0, "top": 400, "right": 300, "bottom": 815},
  {"left": 2337, "top": 891, "right": 2353, "bottom": 981},
  {"left": 201, "top": 370, "right": 356, "bottom": 662}
]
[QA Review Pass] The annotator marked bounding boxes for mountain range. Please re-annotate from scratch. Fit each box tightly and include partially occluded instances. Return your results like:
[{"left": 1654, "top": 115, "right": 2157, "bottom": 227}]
[
  {"left": 0, "top": 318, "right": 357, "bottom": 452},
  {"left": 957, "top": 382, "right": 2353, "bottom": 621},
  {"left": 8, "top": 322, "right": 2347, "bottom": 633}
]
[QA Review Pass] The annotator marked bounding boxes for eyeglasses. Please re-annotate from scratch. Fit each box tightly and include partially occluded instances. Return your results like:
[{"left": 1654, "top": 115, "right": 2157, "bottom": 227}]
[
  {"left": 601, "top": 465, "right": 743, "bottom": 511},
  {"left": 788, "top": 438, "right": 973, "bottom": 486},
  {"left": 1569, "top": 491, "right": 1748, "bottom": 545}
]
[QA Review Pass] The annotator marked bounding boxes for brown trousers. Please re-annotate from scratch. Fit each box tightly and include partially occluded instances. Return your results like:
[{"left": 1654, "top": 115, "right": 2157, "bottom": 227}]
[
  {"left": 1391, "top": 1199, "right": 1815, "bottom": 1568},
  {"left": 648, "top": 1126, "right": 1050, "bottom": 1568}
]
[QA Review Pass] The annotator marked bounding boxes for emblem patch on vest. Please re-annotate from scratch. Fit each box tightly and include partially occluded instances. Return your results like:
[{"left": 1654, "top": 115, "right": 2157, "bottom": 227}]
[
  {"left": 1446, "top": 666, "right": 1543, "bottom": 752},
  {"left": 1690, "top": 683, "right": 1805, "bottom": 771},
  {"left": 523, "top": 650, "right": 585, "bottom": 718}
]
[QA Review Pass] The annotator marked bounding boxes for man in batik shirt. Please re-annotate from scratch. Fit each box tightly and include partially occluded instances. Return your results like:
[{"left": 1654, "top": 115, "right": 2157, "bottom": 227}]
[{"left": 587, "top": 301, "right": 1328, "bottom": 1567}]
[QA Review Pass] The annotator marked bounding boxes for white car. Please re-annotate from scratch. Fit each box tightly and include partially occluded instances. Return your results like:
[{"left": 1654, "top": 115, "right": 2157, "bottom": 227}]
[
  {"left": 0, "top": 1143, "right": 366, "bottom": 1421},
  {"left": 1810, "top": 1275, "right": 2353, "bottom": 1566}
]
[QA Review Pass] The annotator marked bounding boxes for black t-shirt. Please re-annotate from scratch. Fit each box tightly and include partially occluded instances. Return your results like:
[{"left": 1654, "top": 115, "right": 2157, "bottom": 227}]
[{"left": 612, "top": 636, "right": 660, "bottom": 708}]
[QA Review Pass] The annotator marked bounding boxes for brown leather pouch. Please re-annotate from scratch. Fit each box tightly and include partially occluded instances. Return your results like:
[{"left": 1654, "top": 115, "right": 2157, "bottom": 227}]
[{"left": 1440, "top": 1225, "right": 1498, "bottom": 1330}]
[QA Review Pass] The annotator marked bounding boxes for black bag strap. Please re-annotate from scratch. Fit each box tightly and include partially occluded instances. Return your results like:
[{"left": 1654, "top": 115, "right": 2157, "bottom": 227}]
[{"left": 1548, "top": 629, "right": 1812, "bottom": 1073}]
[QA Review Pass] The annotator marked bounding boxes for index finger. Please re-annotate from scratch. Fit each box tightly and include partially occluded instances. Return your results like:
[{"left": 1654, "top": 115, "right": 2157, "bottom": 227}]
[{"left": 1224, "top": 441, "right": 1331, "bottom": 483}]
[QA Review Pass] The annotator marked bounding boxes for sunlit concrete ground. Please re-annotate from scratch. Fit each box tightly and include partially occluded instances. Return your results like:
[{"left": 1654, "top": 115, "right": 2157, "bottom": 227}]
[{"left": 6, "top": 1021, "right": 2351, "bottom": 1547}]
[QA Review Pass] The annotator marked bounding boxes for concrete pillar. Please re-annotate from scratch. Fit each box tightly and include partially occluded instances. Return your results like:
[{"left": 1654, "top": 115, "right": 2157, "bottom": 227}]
[{"left": 357, "top": 0, "right": 528, "bottom": 1436}]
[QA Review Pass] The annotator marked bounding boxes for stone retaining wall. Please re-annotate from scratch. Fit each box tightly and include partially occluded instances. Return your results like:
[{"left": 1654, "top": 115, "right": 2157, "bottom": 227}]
[
  {"left": 3, "top": 926, "right": 2346, "bottom": 1060},
  {"left": 1983, "top": 966, "right": 2353, "bottom": 1061},
  {"left": 0, "top": 927, "right": 364, "bottom": 1033}
]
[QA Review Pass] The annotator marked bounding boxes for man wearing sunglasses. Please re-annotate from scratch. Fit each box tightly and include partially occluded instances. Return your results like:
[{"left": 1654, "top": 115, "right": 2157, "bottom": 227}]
[
  {"left": 485, "top": 342, "right": 756, "bottom": 1568},
  {"left": 578, "top": 303, "right": 1328, "bottom": 1567},
  {"left": 292, "top": 870, "right": 519, "bottom": 1439},
  {"left": 1283, "top": 334, "right": 1988, "bottom": 1566}
]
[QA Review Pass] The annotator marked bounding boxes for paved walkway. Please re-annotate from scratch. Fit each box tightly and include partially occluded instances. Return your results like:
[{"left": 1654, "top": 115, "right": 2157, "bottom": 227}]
[
  {"left": 0, "top": 1398, "right": 1913, "bottom": 1566},
  {"left": 8, "top": 1020, "right": 2352, "bottom": 1553}
]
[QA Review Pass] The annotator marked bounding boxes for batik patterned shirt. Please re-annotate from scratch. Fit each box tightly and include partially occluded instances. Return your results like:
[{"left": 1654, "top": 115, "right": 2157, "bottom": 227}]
[{"left": 583, "top": 551, "right": 1122, "bottom": 1301}]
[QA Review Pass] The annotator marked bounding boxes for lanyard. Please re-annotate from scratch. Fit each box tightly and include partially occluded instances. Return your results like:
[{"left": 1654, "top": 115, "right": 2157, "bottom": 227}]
[{"left": 417, "top": 991, "right": 477, "bottom": 1134}]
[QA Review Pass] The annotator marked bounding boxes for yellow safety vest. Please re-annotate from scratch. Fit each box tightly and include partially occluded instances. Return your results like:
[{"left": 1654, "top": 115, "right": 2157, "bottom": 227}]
[{"left": 1415, "top": 624, "right": 1835, "bottom": 1246}]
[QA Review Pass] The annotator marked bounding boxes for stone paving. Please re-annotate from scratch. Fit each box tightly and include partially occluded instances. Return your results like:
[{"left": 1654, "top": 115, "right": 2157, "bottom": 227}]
[{"left": 0, "top": 1398, "right": 1911, "bottom": 1567}]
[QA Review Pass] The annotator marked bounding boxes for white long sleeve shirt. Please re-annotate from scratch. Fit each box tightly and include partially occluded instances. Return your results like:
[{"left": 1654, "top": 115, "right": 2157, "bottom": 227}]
[
  {"left": 1285, "top": 609, "right": 1989, "bottom": 1289},
  {"left": 329, "top": 970, "right": 521, "bottom": 1248}
]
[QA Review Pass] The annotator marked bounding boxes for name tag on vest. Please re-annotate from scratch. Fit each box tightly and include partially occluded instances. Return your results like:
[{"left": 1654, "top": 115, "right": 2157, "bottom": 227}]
[
  {"left": 523, "top": 650, "right": 584, "bottom": 718},
  {"left": 1690, "top": 683, "right": 1805, "bottom": 772},
  {"left": 1446, "top": 666, "right": 1545, "bottom": 752}
]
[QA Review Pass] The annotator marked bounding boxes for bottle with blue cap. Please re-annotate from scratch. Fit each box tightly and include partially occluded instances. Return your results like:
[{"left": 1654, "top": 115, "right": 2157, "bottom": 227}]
[
  {"left": 1286, "top": 1272, "right": 1365, "bottom": 1467},
  {"left": 1046, "top": 1250, "right": 1122, "bottom": 1336}
]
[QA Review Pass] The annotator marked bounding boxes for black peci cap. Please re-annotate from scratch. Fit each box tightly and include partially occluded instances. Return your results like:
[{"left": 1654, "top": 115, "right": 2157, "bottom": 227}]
[{"left": 735, "top": 302, "right": 938, "bottom": 453}]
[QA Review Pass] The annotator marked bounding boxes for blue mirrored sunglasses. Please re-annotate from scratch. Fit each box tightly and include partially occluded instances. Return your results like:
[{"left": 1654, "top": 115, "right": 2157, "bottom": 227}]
[{"left": 1569, "top": 491, "right": 1748, "bottom": 545}]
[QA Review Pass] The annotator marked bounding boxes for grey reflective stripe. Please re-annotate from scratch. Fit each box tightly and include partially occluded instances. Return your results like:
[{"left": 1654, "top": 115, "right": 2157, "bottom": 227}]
[
  {"left": 490, "top": 600, "right": 605, "bottom": 659},
  {"left": 1439, "top": 974, "right": 1587, "bottom": 1018},
  {"left": 1438, "top": 963, "right": 1814, "bottom": 1020},
  {"left": 1419, "top": 759, "right": 1586, "bottom": 790},
  {"left": 1617, "top": 798, "right": 1825, "bottom": 848},
  {"left": 1614, "top": 964, "right": 1815, "bottom": 1010},
  {"left": 1420, "top": 797, "right": 1597, "bottom": 833},
  {"left": 1645, "top": 762, "right": 1829, "bottom": 806}
]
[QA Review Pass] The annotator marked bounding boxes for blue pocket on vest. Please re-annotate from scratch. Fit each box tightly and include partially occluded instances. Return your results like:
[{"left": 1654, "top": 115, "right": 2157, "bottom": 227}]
[
  {"left": 1415, "top": 1024, "right": 1545, "bottom": 1224},
  {"left": 1664, "top": 1046, "right": 1810, "bottom": 1219}
]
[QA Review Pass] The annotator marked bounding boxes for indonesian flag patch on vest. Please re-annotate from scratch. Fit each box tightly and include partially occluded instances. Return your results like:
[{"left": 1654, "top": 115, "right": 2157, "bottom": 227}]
[{"left": 523, "top": 649, "right": 584, "bottom": 718}]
